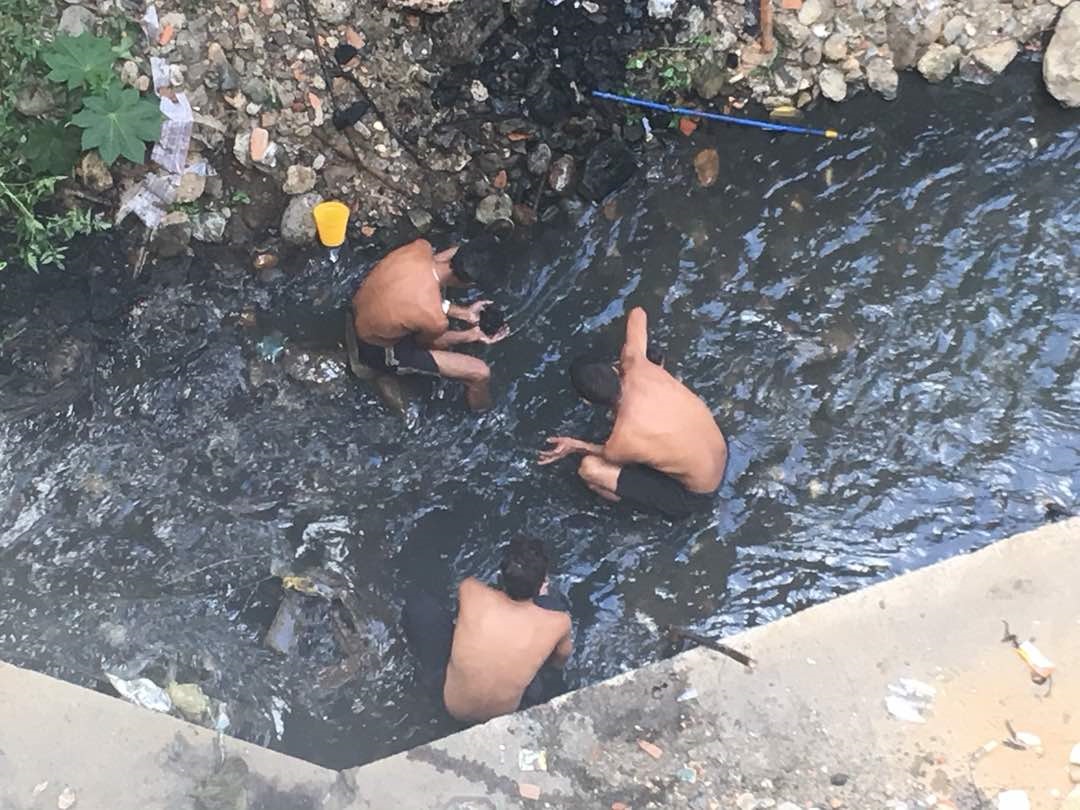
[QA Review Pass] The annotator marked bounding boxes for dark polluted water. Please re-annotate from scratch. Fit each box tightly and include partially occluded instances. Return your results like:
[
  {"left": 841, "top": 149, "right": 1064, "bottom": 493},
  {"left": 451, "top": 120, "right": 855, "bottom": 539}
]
[{"left": 0, "top": 63, "right": 1078, "bottom": 769}]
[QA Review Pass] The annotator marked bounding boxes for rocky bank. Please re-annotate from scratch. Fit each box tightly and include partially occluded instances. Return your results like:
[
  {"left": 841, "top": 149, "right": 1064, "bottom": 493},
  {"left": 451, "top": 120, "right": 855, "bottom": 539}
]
[{"left": 33, "top": 0, "right": 1080, "bottom": 263}]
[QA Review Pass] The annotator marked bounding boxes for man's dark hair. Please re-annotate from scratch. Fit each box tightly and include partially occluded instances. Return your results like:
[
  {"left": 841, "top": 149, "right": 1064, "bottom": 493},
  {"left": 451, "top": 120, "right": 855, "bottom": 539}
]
[
  {"left": 570, "top": 356, "right": 620, "bottom": 406},
  {"left": 452, "top": 233, "right": 502, "bottom": 289},
  {"left": 500, "top": 537, "right": 549, "bottom": 601}
]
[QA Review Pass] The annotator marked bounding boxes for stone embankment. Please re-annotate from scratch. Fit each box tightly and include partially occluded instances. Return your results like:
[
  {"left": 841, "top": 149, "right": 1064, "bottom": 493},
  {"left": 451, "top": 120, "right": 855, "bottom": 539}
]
[{"left": 28, "top": 0, "right": 1080, "bottom": 261}]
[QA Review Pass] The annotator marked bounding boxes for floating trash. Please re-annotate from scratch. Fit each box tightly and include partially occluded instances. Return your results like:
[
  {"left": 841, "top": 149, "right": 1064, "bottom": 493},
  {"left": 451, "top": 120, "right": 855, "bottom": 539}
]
[
  {"left": 256, "top": 332, "right": 287, "bottom": 363},
  {"left": 105, "top": 673, "right": 173, "bottom": 714}
]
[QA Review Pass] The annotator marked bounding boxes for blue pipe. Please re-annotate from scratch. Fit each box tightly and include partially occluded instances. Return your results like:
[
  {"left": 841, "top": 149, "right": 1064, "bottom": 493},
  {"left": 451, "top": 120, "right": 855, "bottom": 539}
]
[{"left": 592, "top": 90, "right": 840, "bottom": 140}]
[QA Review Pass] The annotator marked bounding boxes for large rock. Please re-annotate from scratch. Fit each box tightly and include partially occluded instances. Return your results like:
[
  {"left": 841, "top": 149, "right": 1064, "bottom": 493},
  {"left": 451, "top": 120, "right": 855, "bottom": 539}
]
[
  {"left": 280, "top": 193, "right": 321, "bottom": 245},
  {"left": 971, "top": 39, "right": 1020, "bottom": 75},
  {"left": 58, "top": 5, "right": 96, "bottom": 36},
  {"left": 775, "top": 16, "right": 811, "bottom": 47},
  {"left": 823, "top": 33, "right": 847, "bottom": 61},
  {"left": 430, "top": 0, "right": 505, "bottom": 66},
  {"left": 580, "top": 139, "right": 636, "bottom": 202},
  {"left": 798, "top": 0, "right": 828, "bottom": 26},
  {"left": 283, "top": 165, "right": 317, "bottom": 195},
  {"left": 1044, "top": 2, "right": 1080, "bottom": 107},
  {"left": 15, "top": 79, "right": 56, "bottom": 116},
  {"left": 818, "top": 67, "right": 847, "bottom": 101},
  {"left": 866, "top": 57, "right": 899, "bottom": 100},
  {"left": 917, "top": 43, "right": 961, "bottom": 83}
]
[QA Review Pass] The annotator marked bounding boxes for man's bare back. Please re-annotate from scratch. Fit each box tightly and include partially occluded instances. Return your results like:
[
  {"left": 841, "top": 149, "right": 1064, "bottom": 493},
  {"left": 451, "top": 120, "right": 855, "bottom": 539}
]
[
  {"left": 609, "top": 356, "right": 727, "bottom": 493},
  {"left": 352, "top": 239, "right": 446, "bottom": 347},
  {"left": 443, "top": 577, "right": 571, "bottom": 723}
]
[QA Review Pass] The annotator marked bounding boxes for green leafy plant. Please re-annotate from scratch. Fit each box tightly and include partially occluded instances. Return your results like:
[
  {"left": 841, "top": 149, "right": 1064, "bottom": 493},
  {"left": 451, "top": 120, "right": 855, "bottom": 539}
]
[
  {"left": 43, "top": 32, "right": 116, "bottom": 91},
  {"left": 71, "top": 83, "right": 161, "bottom": 165},
  {"left": 625, "top": 36, "right": 713, "bottom": 94},
  {"left": 0, "top": 19, "right": 162, "bottom": 272}
]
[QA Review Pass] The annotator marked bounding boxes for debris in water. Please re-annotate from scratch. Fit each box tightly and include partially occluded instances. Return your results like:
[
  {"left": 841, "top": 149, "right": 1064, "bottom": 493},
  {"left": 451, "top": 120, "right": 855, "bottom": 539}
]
[
  {"left": 693, "top": 149, "right": 720, "bottom": 187},
  {"left": 518, "top": 782, "right": 541, "bottom": 800},
  {"left": 256, "top": 332, "right": 287, "bottom": 362},
  {"left": 638, "top": 739, "right": 663, "bottom": 759},
  {"left": 769, "top": 105, "right": 803, "bottom": 121},
  {"left": 57, "top": 787, "right": 77, "bottom": 810},
  {"left": 518, "top": 749, "right": 548, "bottom": 772},
  {"left": 105, "top": 673, "right": 173, "bottom": 714},
  {"left": 167, "top": 682, "right": 212, "bottom": 723},
  {"left": 996, "top": 790, "right": 1030, "bottom": 810}
]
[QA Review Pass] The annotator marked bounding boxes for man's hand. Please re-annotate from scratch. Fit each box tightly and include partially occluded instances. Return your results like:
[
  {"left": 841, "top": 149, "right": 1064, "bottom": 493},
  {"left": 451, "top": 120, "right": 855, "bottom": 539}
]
[
  {"left": 476, "top": 323, "right": 510, "bottom": 345},
  {"left": 538, "top": 437, "right": 587, "bottom": 465},
  {"left": 466, "top": 299, "right": 492, "bottom": 325}
]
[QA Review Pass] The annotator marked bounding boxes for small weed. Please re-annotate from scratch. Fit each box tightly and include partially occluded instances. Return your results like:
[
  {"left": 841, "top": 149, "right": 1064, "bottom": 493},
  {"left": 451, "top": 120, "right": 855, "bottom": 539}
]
[{"left": 625, "top": 36, "right": 713, "bottom": 94}]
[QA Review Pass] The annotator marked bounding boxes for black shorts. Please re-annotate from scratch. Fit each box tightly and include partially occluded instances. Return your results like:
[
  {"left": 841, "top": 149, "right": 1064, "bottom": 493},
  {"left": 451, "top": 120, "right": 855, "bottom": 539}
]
[
  {"left": 615, "top": 464, "right": 717, "bottom": 519},
  {"left": 355, "top": 333, "right": 439, "bottom": 377}
]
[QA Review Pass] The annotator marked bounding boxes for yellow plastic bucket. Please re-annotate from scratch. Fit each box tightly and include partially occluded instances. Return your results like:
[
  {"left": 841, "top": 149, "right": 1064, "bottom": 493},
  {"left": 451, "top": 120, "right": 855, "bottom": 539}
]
[{"left": 312, "top": 201, "right": 350, "bottom": 248}]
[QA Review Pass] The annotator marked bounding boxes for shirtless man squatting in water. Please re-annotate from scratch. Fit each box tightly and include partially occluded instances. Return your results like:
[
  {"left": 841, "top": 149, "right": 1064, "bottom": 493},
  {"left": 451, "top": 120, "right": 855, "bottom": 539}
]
[
  {"left": 403, "top": 537, "right": 573, "bottom": 723},
  {"left": 351, "top": 236, "right": 509, "bottom": 410},
  {"left": 539, "top": 307, "right": 728, "bottom": 519}
]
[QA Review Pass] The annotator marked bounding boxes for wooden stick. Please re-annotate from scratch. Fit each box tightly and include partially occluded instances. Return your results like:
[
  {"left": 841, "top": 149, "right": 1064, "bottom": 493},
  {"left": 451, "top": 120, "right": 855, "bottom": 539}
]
[
  {"left": 668, "top": 625, "right": 756, "bottom": 669},
  {"left": 760, "top": 0, "right": 774, "bottom": 53}
]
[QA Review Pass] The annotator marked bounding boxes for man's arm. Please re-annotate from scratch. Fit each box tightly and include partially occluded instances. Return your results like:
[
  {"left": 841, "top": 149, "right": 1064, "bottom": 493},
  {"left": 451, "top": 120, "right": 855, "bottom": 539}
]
[
  {"left": 548, "top": 621, "right": 573, "bottom": 669},
  {"left": 620, "top": 307, "right": 649, "bottom": 367},
  {"left": 538, "top": 436, "right": 606, "bottom": 465}
]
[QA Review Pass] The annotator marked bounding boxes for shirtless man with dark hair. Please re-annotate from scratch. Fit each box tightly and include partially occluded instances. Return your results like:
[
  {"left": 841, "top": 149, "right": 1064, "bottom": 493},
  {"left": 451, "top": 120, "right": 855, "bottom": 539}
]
[
  {"left": 539, "top": 307, "right": 728, "bottom": 518},
  {"left": 403, "top": 537, "right": 573, "bottom": 723},
  {"left": 351, "top": 237, "right": 508, "bottom": 410}
]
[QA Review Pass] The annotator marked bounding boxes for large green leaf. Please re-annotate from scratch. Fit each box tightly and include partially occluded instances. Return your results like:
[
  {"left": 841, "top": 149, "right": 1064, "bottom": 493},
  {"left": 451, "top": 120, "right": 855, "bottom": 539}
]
[
  {"left": 20, "top": 122, "right": 82, "bottom": 175},
  {"left": 42, "top": 33, "right": 115, "bottom": 91},
  {"left": 70, "top": 84, "right": 161, "bottom": 165}
]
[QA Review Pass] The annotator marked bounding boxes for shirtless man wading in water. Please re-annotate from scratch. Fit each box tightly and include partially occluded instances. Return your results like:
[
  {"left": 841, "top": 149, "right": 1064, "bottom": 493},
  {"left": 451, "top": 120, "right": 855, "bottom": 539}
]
[
  {"left": 403, "top": 537, "right": 573, "bottom": 723},
  {"left": 539, "top": 307, "right": 728, "bottom": 518},
  {"left": 351, "top": 237, "right": 509, "bottom": 410}
]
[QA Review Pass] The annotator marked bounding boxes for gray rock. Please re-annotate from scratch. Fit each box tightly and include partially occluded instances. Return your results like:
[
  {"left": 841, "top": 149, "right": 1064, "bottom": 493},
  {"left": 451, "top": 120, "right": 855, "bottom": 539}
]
[
  {"left": 917, "top": 43, "right": 961, "bottom": 82},
  {"left": 152, "top": 212, "right": 193, "bottom": 258},
  {"left": 280, "top": 193, "right": 322, "bottom": 245},
  {"left": 798, "top": 0, "right": 826, "bottom": 26},
  {"left": 241, "top": 77, "right": 270, "bottom": 105},
  {"left": 693, "top": 62, "right": 728, "bottom": 99},
  {"left": 819, "top": 66, "right": 847, "bottom": 101},
  {"left": 823, "top": 32, "right": 847, "bottom": 61},
  {"left": 648, "top": 0, "right": 676, "bottom": 18},
  {"left": 77, "top": 151, "right": 113, "bottom": 192},
  {"left": 58, "top": 5, "right": 96, "bottom": 36},
  {"left": 430, "top": 0, "right": 505, "bottom": 66},
  {"left": 313, "top": 0, "right": 350, "bottom": 23},
  {"left": 508, "top": 0, "right": 539, "bottom": 22},
  {"left": 803, "top": 38, "right": 823, "bottom": 66},
  {"left": 475, "top": 193, "right": 512, "bottom": 225},
  {"left": 866, "top": 57, "right": 899, "bottom": 99},
  {"left": 15, "top": 80, "right": 56, "bottom": 116},
  {"left": 971, "top": 39, "right": 1020, "bottom": 74},
  {"left": 547, "top": 155, "right": 575, "bottom": 193},
  {"left": 283, "top": 165, "right": 316, "bottom": 195},
  {"left": 408, "top": 208, "right": 433, "bottom": 232},
  {"left": 528, "top": 143, "right": 553, "bottom": 176},
  {"left": 191, "top": 209, "right": 230, "bottom": 243},
  {"left": 775, "top": 16, "right": 811, "bottom": 47},
  {"left": 1044, "top": 3, "right": 1080, "bottom": 107},
  {"left": 219, "top": 62, "right": 240, "bottom": 92},
  {"left": 887, "top": 12, "right": 921, "bottom": 70}
]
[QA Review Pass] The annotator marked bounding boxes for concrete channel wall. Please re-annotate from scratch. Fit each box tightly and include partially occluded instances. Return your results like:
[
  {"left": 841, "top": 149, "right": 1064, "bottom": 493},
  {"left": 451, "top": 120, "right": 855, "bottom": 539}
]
[{"left": 2, "top": 517, "right": 1077, "bottom": 810}]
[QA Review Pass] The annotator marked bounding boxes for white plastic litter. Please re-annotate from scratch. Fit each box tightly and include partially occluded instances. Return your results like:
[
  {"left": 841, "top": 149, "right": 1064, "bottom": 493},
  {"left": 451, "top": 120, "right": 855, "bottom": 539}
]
[
  {"left": 996, "top": 790, "right": 1030, "bottom": 810},
  {"left": 885, "top": 678, "right": 937, "bottom": 723},
  {"left": 105, "top": 673, "right": 173, "bottom": 713},
  {"left": 886, "top": 695, "right": 927, "bottom": 724}
]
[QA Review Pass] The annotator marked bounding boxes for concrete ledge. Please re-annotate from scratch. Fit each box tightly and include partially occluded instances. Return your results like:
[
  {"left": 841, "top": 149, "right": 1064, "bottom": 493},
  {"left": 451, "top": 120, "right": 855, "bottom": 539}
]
[
  {"left": 345, "top": 517, "right": 1080, "bottom": 809},
  {"left": 1, "top": 519, "right": 1077, "bottom": 810}
]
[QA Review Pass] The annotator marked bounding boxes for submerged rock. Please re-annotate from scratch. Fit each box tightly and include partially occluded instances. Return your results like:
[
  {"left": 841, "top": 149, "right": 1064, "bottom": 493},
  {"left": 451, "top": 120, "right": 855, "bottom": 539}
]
[
  {"left": 1044, "top": 3, "right": 1080, "bottom": 107},
  {"left": 475, "top": 193, "right": 512, "bottom": 225},
  {"left": 152, "top": 212, "right": 193, "bottom": 258},
  {"left": 548, "top": 155, "right": 576, "bottom": 194}
]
